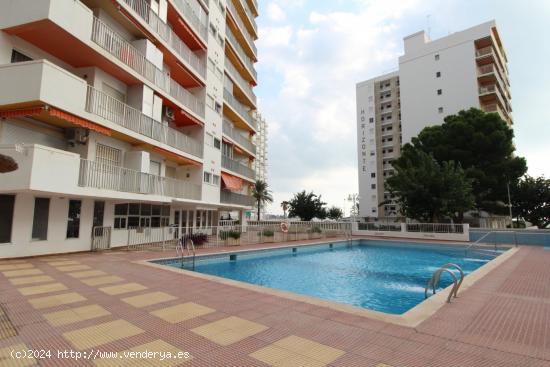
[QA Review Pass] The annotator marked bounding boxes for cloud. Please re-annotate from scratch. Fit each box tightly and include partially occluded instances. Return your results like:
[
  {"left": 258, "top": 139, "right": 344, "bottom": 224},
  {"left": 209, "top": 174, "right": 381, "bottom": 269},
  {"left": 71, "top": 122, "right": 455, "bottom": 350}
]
[{"left": 266, "top": 3, "right": 286, "bottom": 22}]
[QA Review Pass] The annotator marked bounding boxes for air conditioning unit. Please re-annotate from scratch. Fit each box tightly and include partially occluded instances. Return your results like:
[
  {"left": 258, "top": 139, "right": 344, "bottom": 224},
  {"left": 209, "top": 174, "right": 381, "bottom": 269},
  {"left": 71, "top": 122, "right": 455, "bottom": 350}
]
[
  {"left": 66, "top": 128, "right": 89, "bottom": 147},
  {"left": 163, "top": 106, "right": 175, "bottom": 122}
]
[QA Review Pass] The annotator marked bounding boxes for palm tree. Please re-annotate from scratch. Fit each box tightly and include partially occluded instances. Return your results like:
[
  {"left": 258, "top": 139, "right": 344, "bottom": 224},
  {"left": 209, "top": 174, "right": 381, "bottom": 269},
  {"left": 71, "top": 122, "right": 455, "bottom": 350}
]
[
  {"left": 252, "top": 180, "right": 273, "bottom": 221},
  {"left": 281, "top": 201, "right": 290, "bottom": 219}
]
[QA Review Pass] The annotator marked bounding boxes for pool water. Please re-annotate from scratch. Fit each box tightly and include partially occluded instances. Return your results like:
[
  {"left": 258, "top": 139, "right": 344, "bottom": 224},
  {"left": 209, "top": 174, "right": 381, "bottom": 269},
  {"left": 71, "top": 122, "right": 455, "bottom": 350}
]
[{"left": 156, "top": 240, "right": 500, "bottom": 314}]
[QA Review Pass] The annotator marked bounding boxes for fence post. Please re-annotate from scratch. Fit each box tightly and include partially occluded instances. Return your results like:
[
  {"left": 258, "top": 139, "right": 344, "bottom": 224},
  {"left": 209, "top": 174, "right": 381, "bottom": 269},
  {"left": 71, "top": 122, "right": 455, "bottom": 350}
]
[{"left": 401, "top": 223, "right": 407, "bottom": 234}]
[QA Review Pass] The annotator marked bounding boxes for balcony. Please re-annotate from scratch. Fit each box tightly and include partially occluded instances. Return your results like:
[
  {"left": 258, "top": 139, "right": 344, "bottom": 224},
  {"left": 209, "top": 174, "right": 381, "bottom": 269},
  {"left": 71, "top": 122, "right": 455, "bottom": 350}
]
[
  {"left": 79, "top": 159, "right": 201, "bottom": 200},
  {"left": 226, "top": 0, "right": 257, "bottom": 58},
  {"left": 482, "top": 103, "right": 512, "bottom": 125},
  {"left": 477, "top": 64, "right": 511, "bottom": 99},
  {"left": 226, "top": 27, "right": 257, "bottom": 82},
  {"left": 223, "top": 120, "right": 256, "bottom": 155},
  {"left": 86, "top": 86, "right": 203, "bottom": 159},
  {"left": 225, "top": 57, "right": 257, "bottom": 107},
  {"left": 170, "top": 0, "right": 209, "bottom": 43},
  {"left": 117, "top": 0, "right": 206, "bottom": 80},
  {"left": 91, "top": 18, "right": 205, "bottom": 120},
  {"left": 223, "top": 89, "right": 257, "bottom": 131},
  {"left": 221, "top": 189, "right": 255, "bottom": 207},
  {"left": 222, "top": 155, "right": 255, "bottom": 181},
  {"left": 235, "top": 0, "right": 258, "bottom": 38}
]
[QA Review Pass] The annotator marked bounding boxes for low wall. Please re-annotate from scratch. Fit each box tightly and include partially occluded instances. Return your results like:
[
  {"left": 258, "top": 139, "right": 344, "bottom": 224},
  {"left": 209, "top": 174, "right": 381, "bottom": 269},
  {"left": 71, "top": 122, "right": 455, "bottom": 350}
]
[{"left": 352, "top": 223, "right": 470, "bottom": 242}]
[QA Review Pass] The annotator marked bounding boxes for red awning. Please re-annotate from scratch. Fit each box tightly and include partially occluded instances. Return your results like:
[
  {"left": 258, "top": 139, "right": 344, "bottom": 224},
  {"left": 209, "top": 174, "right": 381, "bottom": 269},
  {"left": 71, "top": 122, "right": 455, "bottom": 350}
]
[{"left": 221, "top": 172, "right": 243, "bottom": 192}]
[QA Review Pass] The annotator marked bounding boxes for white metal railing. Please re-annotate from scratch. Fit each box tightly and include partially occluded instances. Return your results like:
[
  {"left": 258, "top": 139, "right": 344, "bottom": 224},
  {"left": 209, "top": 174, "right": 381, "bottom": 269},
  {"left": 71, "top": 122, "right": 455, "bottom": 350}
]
[
  {"left": 479, "top": 84, "right": 497, "bottom": 95},
  {"left": 223, "top": 119, "right": 256, "bottom": 154},
  {"left": 78, "top": 159, "right": 202, "bottom": 200},
  {"left": 225, "top": 57, "right": 257, "bottom": 106},
  {"left": 171, "top": 0, "right": 209, "bottom": 41},
  {"left": 86, "top": 86, "right": 203, "bottom": 158},
  {"left": 221, "top": 189, "right": 255, "bottom": 206},
  {"left": 119, "top": 0, "right": 206, "bottom": 78},
  {"left": 406, "top": 223, "right": 465, "bottom": 234},
  {"left": 227, "top": 0, "right": 257, "bottom": 56},
  {"left": 91, "top": 17, "right": 205, "bottom": 119},
  {"left": 223, "top": 89, "right": 257, "bottom": 130},
  {"left": 222, "top": 155, "right": 255, "bottom": 180},
  {"left": 226, "top": 26, "right": 257, "bottom": 80},
  {"left": 358, "top": 223, "right": 402, "bottom": 232}
]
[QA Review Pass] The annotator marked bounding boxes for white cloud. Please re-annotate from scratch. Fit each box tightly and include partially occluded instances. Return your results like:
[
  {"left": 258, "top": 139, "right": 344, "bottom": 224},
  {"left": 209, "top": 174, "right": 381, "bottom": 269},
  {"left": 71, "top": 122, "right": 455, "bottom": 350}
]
[{"left": 266, "top": 3, "right": 286, "bottom": 22}]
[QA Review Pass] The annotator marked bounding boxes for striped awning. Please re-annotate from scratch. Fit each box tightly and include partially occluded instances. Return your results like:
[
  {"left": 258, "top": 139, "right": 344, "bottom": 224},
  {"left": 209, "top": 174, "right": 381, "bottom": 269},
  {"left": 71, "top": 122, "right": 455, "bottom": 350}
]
[{"left": 221, "top": 172, "right": 243, "bottom": 192}]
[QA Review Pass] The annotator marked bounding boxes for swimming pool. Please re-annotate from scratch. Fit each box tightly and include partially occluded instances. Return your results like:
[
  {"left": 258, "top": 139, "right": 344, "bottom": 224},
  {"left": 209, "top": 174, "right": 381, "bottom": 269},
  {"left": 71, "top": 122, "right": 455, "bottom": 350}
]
[{"left": 154, "top": 240, "right": 501, "bottom": 314}]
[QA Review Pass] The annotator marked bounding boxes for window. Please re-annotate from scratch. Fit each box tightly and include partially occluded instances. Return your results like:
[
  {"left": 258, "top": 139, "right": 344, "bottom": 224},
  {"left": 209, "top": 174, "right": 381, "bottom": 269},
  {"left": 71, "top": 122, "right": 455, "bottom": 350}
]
[
  {"left": 114, "top": 203, "right": 169, "bottom": 229},
  {"left": 214, "top": 138, "right": 221, "bottom": 149},
  {"left": 0, "top": 195, "right": 15, "bottom": 243},
  {"left": 435, "top": 54, "right": 440, "bottom": 61},
  {"left": 66, "top": 200, "right": 81, "bottom": 238},
  {"left": 11, "top": 50, "right": 32, "bottom": 63},
  {"left": 371, "top": 184, "right": 376, "bottom": 189},
  {"left": 96, "top": 144, "right": 121, "bottom": 166},
  {"left": 437, "top": 89, "right": 442, "bottom": 95},
  {"left": 371, "top": 173, "right": 376, "bottom": 178},
  {"left": 150, "top": 161, "right": 161, "bottom": 176},
  {"left": 438, "top": 107, "right": 444, "bottom": 114},
  {"left": 32, "top": 198, "right": 50, "bottom": 241},
  {"left": 436, "top": 71, "right": 441, "bottom": 78},
  {"left": 102, "top": 83, "right": 126, "bottom": 103},
  {"left": 204, "top": 172, "right": 212, "bottom": 183},
  {"left": 213, "top": 174, "right": 220, "bottom": 186},
  {"left": 369, "top": 118, "right": 374, "bottom": 123},
  {"left": 215, "top": 102, "right": 222, "bottom": 114},
  {"left": 114, "top": 203, "right": 128, "bottom": 229}
]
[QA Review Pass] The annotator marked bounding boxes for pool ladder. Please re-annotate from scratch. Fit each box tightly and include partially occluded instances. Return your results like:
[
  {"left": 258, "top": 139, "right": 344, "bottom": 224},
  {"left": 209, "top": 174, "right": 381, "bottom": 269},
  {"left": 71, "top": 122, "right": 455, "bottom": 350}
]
[
  {"left": 424, "top": 263, "right": 464, "bottom": 303},
  {"left": 176, "top": 238, "right": 196, "bottom": 270}
]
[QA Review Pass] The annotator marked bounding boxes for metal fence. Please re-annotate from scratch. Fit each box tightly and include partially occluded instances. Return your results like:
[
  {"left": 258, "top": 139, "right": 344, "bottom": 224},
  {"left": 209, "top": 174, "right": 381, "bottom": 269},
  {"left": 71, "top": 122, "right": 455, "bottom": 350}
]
[
  {"left": 126, "top": 222, "right": 352, "bottom": 251},
  {"left": 470, "top": 229, "right": 550, "bottom": 247},
  {"left": 92, "top": 226, "right": 111, "bottom": 251},
  {"left": 406, "top": 223, "right": 465, "bottom": 234},
  {"left": 358, "top": 223, "right": 402, "bottom": 232}
]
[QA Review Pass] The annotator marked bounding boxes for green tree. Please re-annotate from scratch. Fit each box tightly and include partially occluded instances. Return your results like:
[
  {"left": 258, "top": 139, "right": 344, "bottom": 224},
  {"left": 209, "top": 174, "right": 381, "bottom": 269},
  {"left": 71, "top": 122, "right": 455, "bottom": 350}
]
[
  {"left": 327, "top": 206, "right": 344, "bottom": 220},
  {"left": 409, "top": 108, "right": 527, "bottom": 212},
  {"left": 387, "top": 147, "right": 475, "bottom": 222},
  {"left": 288, "top": 191, "right": 327, "bottom": 221},
  {"left": 251, "top": 180, "right": 273, "bottom": 221},
  {"left": 512, "top": 176, "right": 550, "bottom": 229},
  {"left": 280, "top": 201, "right": 290, "bottom": 219}
]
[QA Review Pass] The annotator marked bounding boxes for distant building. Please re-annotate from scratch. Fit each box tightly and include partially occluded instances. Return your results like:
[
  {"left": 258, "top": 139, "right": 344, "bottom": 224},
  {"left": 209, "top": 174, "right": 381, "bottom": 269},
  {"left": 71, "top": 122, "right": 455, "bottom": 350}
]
[
  {"left": 356, "top": 20, "right": 512, "bottom": 220},
  {"left": 253, "top": 112, "right": 268, "bottom": 183}
]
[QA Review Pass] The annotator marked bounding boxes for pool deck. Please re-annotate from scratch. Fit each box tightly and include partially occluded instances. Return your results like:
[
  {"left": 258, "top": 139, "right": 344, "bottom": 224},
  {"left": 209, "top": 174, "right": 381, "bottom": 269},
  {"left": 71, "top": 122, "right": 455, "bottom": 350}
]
[{"left": 1, "top": 240, "right": 549, "bottom": 366}]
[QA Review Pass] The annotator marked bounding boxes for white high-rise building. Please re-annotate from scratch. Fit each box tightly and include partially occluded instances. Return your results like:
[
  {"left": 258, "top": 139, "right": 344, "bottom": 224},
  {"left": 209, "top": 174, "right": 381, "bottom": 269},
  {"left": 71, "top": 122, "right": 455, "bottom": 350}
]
[
  {"left": 356, "top": 20, "right": 512, "bottom": 219},
  {"left": 253, "top": 112, "right": 268, "bottom": 183},
  {"left": 0, "top": 0, "right": 260, "bottom": 257}
]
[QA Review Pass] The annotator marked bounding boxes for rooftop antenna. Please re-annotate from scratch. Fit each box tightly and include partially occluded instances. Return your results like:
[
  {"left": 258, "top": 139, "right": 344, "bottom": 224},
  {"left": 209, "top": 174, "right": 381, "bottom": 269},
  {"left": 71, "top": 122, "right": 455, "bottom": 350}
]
[{"left": 426, "top": 14, "right": 431, "bottom": 38}]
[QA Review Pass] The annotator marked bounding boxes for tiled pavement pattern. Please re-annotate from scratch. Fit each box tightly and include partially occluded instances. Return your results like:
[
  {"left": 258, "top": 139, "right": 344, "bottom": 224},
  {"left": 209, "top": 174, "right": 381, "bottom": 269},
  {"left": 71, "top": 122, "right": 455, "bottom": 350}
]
[{"left": 0, "top": 244, "right": 549, "bottom": 366}]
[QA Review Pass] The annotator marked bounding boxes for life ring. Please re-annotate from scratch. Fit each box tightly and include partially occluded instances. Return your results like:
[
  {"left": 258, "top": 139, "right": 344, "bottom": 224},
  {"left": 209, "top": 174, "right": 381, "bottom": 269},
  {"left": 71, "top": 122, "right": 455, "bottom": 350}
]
[{"left": 280, "top": 222, "right": 290, "bottom": 233}]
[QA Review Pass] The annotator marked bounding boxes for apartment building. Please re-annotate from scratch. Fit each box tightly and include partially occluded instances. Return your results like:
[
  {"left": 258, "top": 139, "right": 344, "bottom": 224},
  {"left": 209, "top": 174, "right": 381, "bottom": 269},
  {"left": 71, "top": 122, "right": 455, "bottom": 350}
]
[
  {"left": 0, "top": 0, "right": 260, "bottom": 257},
  {"left": 252, "top": 112, "right": 267, "bottom": 183},
  {"left": 356, "top": 20, "right": 512, "bottom": 219}
]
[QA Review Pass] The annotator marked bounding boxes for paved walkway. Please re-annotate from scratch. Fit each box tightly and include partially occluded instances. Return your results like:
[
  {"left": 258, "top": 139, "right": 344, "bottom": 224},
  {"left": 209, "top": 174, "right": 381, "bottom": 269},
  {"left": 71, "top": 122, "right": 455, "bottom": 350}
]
[{"left": 0, "top": 243, "right": 549, "bottom": 366}]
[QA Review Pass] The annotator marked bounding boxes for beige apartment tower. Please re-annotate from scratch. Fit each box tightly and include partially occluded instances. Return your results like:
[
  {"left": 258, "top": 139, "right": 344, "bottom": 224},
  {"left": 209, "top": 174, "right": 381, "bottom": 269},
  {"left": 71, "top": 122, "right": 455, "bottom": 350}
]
[{"left": 357, "top": 20, "right": 512, "bottom": 219}]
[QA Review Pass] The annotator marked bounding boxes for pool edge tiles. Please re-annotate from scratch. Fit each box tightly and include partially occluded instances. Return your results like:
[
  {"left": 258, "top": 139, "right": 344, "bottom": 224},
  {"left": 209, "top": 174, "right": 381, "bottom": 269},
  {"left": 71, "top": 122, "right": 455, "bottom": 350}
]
[{"left": 138, "top": 241, "right": 519, "bottom": 328}]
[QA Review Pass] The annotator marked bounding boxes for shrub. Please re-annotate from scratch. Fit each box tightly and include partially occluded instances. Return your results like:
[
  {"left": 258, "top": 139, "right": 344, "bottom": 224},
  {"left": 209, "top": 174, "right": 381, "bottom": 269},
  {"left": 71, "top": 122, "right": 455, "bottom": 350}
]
[
  {"left": 181, "top": 233, "right": 208, "bottom": 247},
  {"left": 220, "top": 230, "right": 241, "bottom": 240},
  {"left": 260, "top": 229, "right": 274, "bottom": 237},
  {"left": 309, "top": 226, "right": 323, "bottom": 234}
]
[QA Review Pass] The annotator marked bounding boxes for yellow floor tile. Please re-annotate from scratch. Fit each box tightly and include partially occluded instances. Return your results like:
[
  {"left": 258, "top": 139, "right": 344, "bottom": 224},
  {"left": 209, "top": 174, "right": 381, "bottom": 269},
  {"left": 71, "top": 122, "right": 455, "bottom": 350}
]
[
  {"left": 151, "top": 302, "right": 215, "bottom": 324},
  {"left": 17, "top": 282, "right": 68, "bottom": 296},
  {"left": 2, "top": 269, "right": 43, "bottom": 277},
  {"left": 0, "top": 343, "right": 36, "bottom": 367},
  {"left": 376, "top": 364, "right": 394, "bottom": 367},
  {"left": 98, "top": 283, "right": 148, "bottom": 295},
  {"left": 191, "top": 316, "right": 268, "bottom": 346},
  {"left": 43, "top": 305, "right": 110, "bottom": 327},
  {"left": 0, "top": 263, "right": 34, "bottom": 271},
  {"left": 81, "top": 276, "right": 124, "bottom": 286},
  {"left": 28, "top": 292, "right": 87, "bottom": 310},
  {"left": 0, "top": 259, "right": 27, "bottom": 265},
  {"left": 56, "top": 265, "right": 91, "bottom": 272},
  {"left": 9, "top": 275, "right": 54, "bottom": 286},
  {"left": 272, "top": 336, "right": 345, "bottom": 364},
  {"left": 62, "top": 320, "right": 144, "bottom": 350},
  {"left": 94, "top": 340, "right": 191, "bottom": 367},
  {"left": 48, "top": 260, "right": 81, "bottom": 266},
  {"left": 249, "top": 345, "right": 294, "bottom": 366},
  {"left": 122, "top": 292, "right": 176, "bottom": 308},
  {"left": 68, "top": 270, "right": 107, "bottom": 279},
  {"left": 40, "top": 257, "right": 69, "bottom": 262}
]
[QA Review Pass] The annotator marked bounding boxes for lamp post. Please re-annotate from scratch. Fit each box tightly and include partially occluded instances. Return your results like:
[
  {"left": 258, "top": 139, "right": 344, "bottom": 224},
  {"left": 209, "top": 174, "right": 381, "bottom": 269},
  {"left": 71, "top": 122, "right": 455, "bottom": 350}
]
[{"left": 507, "top": 181, "right": 513, "bottom": 228}]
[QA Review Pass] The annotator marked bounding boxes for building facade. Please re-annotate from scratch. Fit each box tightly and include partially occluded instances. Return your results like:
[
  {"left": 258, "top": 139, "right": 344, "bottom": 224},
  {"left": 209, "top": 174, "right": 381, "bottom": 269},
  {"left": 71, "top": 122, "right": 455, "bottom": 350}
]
[
  {"left": 357, "top": 20, "right": 512, "bottom": 219},
  {"left": 0, "top": 0, "right": 260, "bottom": 257},
  {"left": 252, "top": 112, "right": 268, "bottom": 183}
]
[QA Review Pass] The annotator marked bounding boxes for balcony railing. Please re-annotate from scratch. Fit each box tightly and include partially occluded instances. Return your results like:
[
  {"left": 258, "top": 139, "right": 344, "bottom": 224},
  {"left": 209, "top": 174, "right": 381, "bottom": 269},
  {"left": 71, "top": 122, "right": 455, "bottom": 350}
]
[
  {"left": 238, "top": 0, "right": 257, "bottom": 35},
  {"left": 119, "top": 0, "right": 206, "bottom": 78},
  {"left": 226, "top": 27, "right": 257, "bottom": 80},
  {"left": 227, "top": 0, "right": 257, "bottom": 56},
  {"left": 79, "top": 159, "right": 202, "bottom": 200},
  {"left": 225, "top": 57, "right": 257, "bottom": 106},
  {"left": 222, "top": 155, "right": 255, "bottom": 180},
  {"left": 171, "top": 0, "right": 209, "bottom": 42},
  {"left": 478, "top": 64, "right": 511, "bottom": 98},
  {"left": 86, "top": 86, "right": 203, "bottom": 158},
  {"left": 91, "top": 17, "right": 205, "bottom": 119},
  {"left": 221, "top": 189, "right": 255, "bottom": 206},
  {"left": 223, "top": 119, "right": 256, "bottom": 154},
  {"left": 223, "top": 89, "right": 257, "bottom": 130}
]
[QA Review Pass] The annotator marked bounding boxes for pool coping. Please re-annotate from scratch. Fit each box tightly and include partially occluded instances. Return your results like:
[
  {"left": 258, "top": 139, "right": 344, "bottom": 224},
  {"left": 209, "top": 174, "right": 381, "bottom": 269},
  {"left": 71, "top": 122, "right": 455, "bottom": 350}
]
[{"left": 136, "top": 239, "right": 520, "bottom": 328}]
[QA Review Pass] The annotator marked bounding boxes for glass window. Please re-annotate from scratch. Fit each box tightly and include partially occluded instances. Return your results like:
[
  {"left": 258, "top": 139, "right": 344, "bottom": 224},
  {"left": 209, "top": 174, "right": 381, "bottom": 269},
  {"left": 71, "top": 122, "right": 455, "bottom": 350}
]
[
  {"left": 152, "top": 205, "right": 161, "bottom": 216},
  {"left": 0, "top": 195, "right": 15, "bottom": 243},
  {"left": 214, "top": 138, "right": 221, "bottom": 149},
  {"left": 32, "top": 198, "right": 50, "bottom": 241},
  {"left": 204, "top": 172, "right": 211, "bottom": 183},
  {"left": 129, "top": 203, "right": 140, "bottom": 215},
  {"left": 11, "top": 50, "right": 32, "bottom": 63},
  {"left": 66, "top": 200, "right": 81, "bottom": 238},
  {"left": 140, "top": 204, "right": 151, "bottom": 216},
  {"left": 115, "top": 204, "right": 128, "bottom": 216},
  {"left": 128, "top": 216, "right": 140, "bottom": 228}
]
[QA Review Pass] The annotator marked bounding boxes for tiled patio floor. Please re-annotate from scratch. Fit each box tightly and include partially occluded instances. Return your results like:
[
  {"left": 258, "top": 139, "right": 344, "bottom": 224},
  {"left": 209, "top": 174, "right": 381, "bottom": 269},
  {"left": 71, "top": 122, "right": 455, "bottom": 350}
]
[{"left": 1, "top": 242, "right": 549, "bottom": 366}]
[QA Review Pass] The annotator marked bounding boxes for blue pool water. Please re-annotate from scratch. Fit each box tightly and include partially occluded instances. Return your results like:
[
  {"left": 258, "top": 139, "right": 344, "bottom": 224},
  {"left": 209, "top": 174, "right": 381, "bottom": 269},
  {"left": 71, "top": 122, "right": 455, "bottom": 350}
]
[{"left": 156, "top": 240, "right": 500, "bottom": 314}]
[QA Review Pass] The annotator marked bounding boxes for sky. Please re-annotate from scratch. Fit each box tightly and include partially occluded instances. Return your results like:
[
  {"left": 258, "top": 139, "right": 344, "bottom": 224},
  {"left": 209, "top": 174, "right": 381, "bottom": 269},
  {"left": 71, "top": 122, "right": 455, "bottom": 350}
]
[{"left": 254, "top": 0, "right": 550, "bottom": 215}]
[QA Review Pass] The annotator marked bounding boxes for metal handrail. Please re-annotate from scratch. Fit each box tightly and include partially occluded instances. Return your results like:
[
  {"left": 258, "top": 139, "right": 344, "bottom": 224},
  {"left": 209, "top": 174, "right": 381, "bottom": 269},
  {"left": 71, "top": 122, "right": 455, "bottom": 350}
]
[
  {"left": 425, "top": 266, "right": 460, "bottom": 303},
  {"left": 465, "top": 231, "right": 495, "bottom": 255},
  {"left": 177, "top": 238, "right": 196, "bottom": 270},
  {"left": 433, "top": 264, "right": 464, "bottom": 298}
]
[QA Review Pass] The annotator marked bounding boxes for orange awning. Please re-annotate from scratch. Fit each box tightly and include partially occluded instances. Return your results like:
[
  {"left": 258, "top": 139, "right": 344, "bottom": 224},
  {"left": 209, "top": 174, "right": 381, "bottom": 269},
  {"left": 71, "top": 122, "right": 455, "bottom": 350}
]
[
  {"left": 151, "top": 146, "right": 202, "bottom": 167},
  {"left": 221, "top": 172, "right": 243, "bottom": 192}
]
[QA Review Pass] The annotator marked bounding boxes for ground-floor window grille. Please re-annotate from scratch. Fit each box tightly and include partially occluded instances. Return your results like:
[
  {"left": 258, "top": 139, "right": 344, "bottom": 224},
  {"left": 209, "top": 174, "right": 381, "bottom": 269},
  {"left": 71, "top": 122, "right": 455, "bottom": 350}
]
[
  {"left": 0, "top": 195, "right": 15, "bottom": 243},
  {"left": 114, "top": 203, "right": 170, "bottom": 229},
  {"left": 32, "top": 198, "right": 50, "bottom": 241},
  {"left": 66, "top": 200, "right": 82, "bottom": 238}
]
